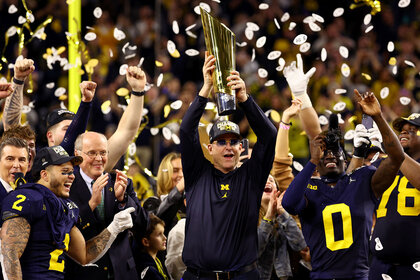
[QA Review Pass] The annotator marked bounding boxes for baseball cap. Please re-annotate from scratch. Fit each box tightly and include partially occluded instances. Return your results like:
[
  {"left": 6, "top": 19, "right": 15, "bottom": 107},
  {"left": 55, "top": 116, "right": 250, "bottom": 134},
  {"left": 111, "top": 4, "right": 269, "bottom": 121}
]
[
  {"left": 32, "top": 146, "right": 83, "bottom": 178},
  {"left": 392, "top": 113, "right": 420, "bottom": 132},
  {"left": 209, "top": 120, "right": 241, "bottom": 143},
  {"left": 46, "top": 109, "right": 75, "bottom": 130}
]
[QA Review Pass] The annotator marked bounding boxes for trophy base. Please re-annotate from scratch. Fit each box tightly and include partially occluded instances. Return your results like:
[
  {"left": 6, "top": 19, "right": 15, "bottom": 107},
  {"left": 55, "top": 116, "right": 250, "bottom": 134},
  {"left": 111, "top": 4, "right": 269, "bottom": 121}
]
[{"left": 216, "top": 92, "right": 236, "bottom": 116}]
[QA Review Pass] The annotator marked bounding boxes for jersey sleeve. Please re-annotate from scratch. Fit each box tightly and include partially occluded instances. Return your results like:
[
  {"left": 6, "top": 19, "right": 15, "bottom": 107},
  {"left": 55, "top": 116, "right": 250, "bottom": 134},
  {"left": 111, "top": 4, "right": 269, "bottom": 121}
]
[{"left": 1, "top": 190, "right": 44, "bottom": 224}]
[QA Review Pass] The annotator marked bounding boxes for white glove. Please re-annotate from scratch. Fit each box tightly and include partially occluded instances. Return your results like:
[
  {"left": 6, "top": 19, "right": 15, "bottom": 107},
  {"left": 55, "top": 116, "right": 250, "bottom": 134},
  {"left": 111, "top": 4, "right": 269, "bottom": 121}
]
[
  {"left": 354, "top": 124, "right": 370, "bottom": 148},
  {"left": 107, "top": 207, "right": 135, "bottom": 237},
  {"left": 368, "top": 122, "right": 383, "bottom": 148},
  {"left": 283, "top": 54, "right": 316, "bottom": 96}
]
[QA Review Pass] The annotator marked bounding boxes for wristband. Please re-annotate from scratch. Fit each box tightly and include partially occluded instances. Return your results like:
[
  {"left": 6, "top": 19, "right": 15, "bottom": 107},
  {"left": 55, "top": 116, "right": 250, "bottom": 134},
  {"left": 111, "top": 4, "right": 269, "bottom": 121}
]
[
  {"left": 262, "top": 217, "right": 273, "bottom": 224},
  {"left": 281, "top": 120, "right": 292, "bottom": 126},
  {"left": 12, "top": 77, "right": 24, "bottom": 85},
  {"left": 131, "top": 90, "right": 146, "bottom": 97},
  {"left": 280, "top": 123, "right": 290, "bottom": 130}
]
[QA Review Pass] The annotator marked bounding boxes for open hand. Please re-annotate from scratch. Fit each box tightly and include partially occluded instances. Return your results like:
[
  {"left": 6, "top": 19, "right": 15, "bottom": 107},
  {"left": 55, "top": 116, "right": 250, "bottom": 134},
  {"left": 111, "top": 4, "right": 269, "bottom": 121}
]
[
  {"left": 354, "top": 89, "right": 381, "bottom": 117},
  {"left": 283, "top": 54, "right": 316, "bottom": 96},
  {"left": 114, "top": 170, "right": 128, "bottom": 202}
]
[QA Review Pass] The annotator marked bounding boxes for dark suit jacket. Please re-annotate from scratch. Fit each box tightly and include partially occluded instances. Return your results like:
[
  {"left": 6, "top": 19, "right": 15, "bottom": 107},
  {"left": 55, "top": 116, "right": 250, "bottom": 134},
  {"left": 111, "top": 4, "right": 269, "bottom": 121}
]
[{"left": 64, "top": 166, "right": 146, "bottom": 280}]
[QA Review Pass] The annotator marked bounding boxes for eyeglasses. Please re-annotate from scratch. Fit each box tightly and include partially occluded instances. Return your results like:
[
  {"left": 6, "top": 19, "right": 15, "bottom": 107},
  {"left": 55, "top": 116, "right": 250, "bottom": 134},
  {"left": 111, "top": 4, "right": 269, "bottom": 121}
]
[
  {"left": 61, "top": 170, "right": 74, "bottom": 176},
  {"left": 214, "top": 139, "right": 240, "bottom": 147},
  {"left": 81, "top": 150, "right": 108, "bottom": 159}
]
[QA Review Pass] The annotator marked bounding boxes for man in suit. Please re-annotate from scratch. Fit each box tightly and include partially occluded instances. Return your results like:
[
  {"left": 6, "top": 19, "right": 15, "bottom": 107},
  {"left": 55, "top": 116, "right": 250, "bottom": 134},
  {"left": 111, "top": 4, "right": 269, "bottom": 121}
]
[{"left": 64, "top": 131, "right": 147, "bottom": 280}]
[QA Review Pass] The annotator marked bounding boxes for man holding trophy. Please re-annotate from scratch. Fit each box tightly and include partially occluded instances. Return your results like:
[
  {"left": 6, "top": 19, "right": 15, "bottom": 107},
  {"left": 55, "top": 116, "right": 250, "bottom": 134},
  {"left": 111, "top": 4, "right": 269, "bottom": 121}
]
[{"left": 179, "top": 9, "right": 277, "bottom": 279}]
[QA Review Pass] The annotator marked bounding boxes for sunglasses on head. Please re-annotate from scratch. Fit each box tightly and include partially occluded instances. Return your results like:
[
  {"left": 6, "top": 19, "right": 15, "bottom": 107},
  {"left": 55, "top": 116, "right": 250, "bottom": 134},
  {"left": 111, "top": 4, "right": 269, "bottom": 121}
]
[{"left": 214, "top": 139, "right": 241, "bottom": 147}]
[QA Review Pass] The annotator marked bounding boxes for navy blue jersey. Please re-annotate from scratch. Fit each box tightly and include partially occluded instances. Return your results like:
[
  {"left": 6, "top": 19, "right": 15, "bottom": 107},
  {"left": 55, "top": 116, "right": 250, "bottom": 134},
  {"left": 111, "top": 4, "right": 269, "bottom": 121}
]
[
  {"left": 299, "top": 166, "right": 377, "bottom": 279},
  {"left": 370, "top": 158, "right": 420, "bottom": 263},
  {"left": 1, "top": 183, "right": 79, "bottom": 280}
]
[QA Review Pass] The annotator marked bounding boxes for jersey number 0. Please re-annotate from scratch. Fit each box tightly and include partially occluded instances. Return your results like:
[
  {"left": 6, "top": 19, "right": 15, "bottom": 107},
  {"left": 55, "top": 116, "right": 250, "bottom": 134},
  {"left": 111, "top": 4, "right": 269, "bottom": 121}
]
[{"left": 322, "top": 203, "right": 353, "bottom": 251}]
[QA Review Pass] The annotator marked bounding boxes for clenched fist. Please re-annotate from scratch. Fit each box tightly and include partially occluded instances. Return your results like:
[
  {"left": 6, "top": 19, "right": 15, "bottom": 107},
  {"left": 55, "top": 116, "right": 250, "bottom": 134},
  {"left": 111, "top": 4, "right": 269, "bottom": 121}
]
[
  {"left": 14, "top": 58, "right": 35, "bottom": 81},
  {"left": 80, "top": 81, "right": 97, "bottom": 102},
  {"left": 126, "top": 66, "right": 146, "bottom": 92},
  {"left": 0, "top": 83, "right": 13, "bottom": 99}
]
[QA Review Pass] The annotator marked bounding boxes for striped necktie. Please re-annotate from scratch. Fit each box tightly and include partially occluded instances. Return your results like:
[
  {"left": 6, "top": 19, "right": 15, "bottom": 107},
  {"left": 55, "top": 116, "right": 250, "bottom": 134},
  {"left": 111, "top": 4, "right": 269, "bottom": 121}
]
[{"left": 92, "top": 180, "right": 105, "bottom": 221}]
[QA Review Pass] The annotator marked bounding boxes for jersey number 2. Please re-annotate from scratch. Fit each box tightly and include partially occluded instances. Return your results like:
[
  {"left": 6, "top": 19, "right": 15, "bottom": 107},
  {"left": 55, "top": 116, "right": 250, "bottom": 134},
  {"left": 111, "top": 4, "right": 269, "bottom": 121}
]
[
  {"left": 322, "top": 203, "right": 353, "bottom": 251},
  {"left": 49, "top": 233, "right": 70, "bottom": 272}
]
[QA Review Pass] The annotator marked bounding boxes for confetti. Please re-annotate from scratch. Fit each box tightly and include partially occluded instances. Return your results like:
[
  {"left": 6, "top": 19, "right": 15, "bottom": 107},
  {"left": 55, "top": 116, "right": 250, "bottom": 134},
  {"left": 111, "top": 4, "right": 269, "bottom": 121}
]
[
  {"left": 413, "top": 262, "right": 420, "bottom": 272},
  {"left": 392, "top": 65, "right": 397, "bottom": 75},
  {"left": 109, "top": 49, "right": 113, "bottom": 57},
  {"left": 60, "top": 102, "right": 67, "bottom": 110},
  {"left": 116, "top": 88, "right": 129, "bottom": 96},
  {"left": 185, "top": 23, "right": 196, "bottom": 32},
  {"left": 258, "top": 68, "right": 268, "bottom": 78},
  {"left": 246, "top": 22, "right": 259, "bottom": 31},
  {"left": 194, "top": 2, "right": 211, "bottom": 14},
  {"left": 312, "top": 13, "right": 324, "bottom": 23},
  {"left": 8, "top": 4, "right": 18, "bottom": 14},
  {"left": 128, "top": 142, "right": 136, "bottom": 156},
  {"left": 185, "top": 49, "right": 200, "bottom": 56},
  {"left": 113, "top": 28, "right": 126, "bottom": 41},
  {"left": 288, "top": 22, "right": 296, "bottom": 31},
  {"left": 157, "top": 73, "right": 163, "bottom": 87},
  {"left": 321, "top": 48, "right": 327, "bottom": 61},
  {"left": 93, "top": 7, "right": 102, "bottom": 18},
  {"left": 267, "top": 51, "right": 281, "bottom": 60},
  {"left": 339, "top": 46, "right": 349, "bottom": 58},
  {"left": 84, "top": 32, "right": 96, "bottom": 41},
  {"left": 404, "top": 60, "right": 415, "bottom": 67},
  {"left": 293, "top": 34, "right": 307, "bottom": 45},
  {"left": 259, "top": 3, "right": 269, "bottom": 10},
  {"left": 18, "top": 16, "right": 26, "bottom": 25},
  {"left": 277, "top": 58, "right": 285, "bottom": 71},
  {"left": 7, "top": 26, "right": 17, "bottom": 37},
  {"left": 309, "top": 22, "right": 321, "bottom": 32},
  {"left": 172, "top": 133, "right": 180, "bottom": 144},
  {"left": 251, "top": 48, "right": 255, "bottom": 62},
  {"left": 387, "top": 41, "right": 395, "bottom": 52},
  {"left": 319, "top": 115, "right": 328, "bottom": 125},
  {"left": 26, "top": 12, "right": 34, "bottom": 23},
  {"left": 170, "top": 100, "right": 183, "bottom": 110},
  {"left": 163, "top": 105, "right": 170, "bottom": 118},
  {"left": 371, "top": 152, "right": 380, "bottom": 163},
  {"left": 162, "top": 127, "right": 172, "bottom": 140},
  {"left": 303, "top": 16, "right": 315, "bottom": 24},
  {"left": 344, "top": 130, "right": 355, "bottom": 140},
  {"left": 46, "top": 82, "right": 55, "bottom": 89},
  {"left": 119, "top": 64, "right": 128, "bottom": 75},
  {"left": 381, "top": 274, "right": 392, "bottom": 280},
  {"left": 172, "top": 20, "right": 179, "bottom": 34},
  {"left": 236, "top": 42, "right": 247, "bottom": 47},
  {"left": 398, "top": 0, "right": 411, "bottom": 8},
  {"left": 138, "top": 57, "right": 144, "bottom": 67},
  {"left": 333, "top": 7, "right": 344, "bottom": 17},
  {"left": 281, "top": 12, "right": 290, "bottom": 22},
  {"left": 150, "top": 128, "right": 159, "bottom": 136},
  {"left": 256, "top": 36, "right": 267, "bottom": 48},
  {"left": 341, "top": 63, "right": 350, "bottom": 77},
  {"left": 365, "top": 25, "right": 374, "bottom": 33},
  {"left": 400, "top": 97, "right": 411, "bottom": 105},
  {"left": 333, "top": 101, "right": 346, "bottom": 111},
  {"left": 274, "top": 18, "right": 280, "bottom": 29},
  {"left": 389, "top": 57, "right": 397, "bottom": 66},
  {"left": 54, "top": 87, "right": 66, "bottom": 97},
  {"left": 22, "top": 105, "right": 31, "bottom": 114},
  {"left": 167, "top": 40, "right": 176, "bottom": 54},
  {"left": 380, "top": 87, "right": 389, "bottom": 99},
  {"left": 264, "top": 80, "right": 275, "bottom": 87},
  {"left": 101, "top": 100, "right": 111, "bottom": 114},
  {"left": 186, "top": 30, "right": 197, "bottom": 38},
  {"left": 299, "top": 42, "right": 311, "bottom": 53},
  {"left": 363, "top": 14, "right": 372, "bottom": 25},
  {"left": 362, "top": 73, "right": 372, "bottom": 80},
  {"left": 293, "top": 161, "right": 304, "bottom": 171},
  {"left": 245, "top": 28, "right": 254, "bottom": 40},
  {"left": 335, "top": 89, "right": 347, "bottom": 94},
  {"left": 205, "top": 102, "right": 216, "bottom": 110}
]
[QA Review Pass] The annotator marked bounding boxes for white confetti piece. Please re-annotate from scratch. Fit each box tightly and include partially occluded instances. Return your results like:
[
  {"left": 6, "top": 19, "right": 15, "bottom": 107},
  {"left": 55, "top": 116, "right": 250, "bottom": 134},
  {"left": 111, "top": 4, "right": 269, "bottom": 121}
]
[
  {"left": 404, "top": 60, "right": 415, "bottom": 67},
  {"left": 186, "top": 30, "right": 197, "bottom": 39},
  {"left": 150, "top": 128, "right": 159, "bottom": 136},
  {"left": 172, "top": 20, "right": 179, "bottom": 34},
  {"left": 333, "top": 7, "right": 344, "bottom": 17},
  {"left": 321, "top": 48, "right": 327, "bottom": 61},
  {"left": 137, "top": 57, "right": 144, "bottom": 67},
  {"left": 205, "top": 102, "right": 216, "bottom": 110},
  {"left": 128, "top": 142, "right": 136, "bottom": 156},
  {"left": 18, "top": 16, "right": 26, "bottom": 25},
  {"left": 299, "top": 42, "right": 311, "bottom": 53},
  {"left": 381, "top": 274, "right": 392, "bottom": 280},
  {"left": 245, "top": 28, "right": 254, "bottom": 40},
  {"left": 293, "top": 34, "right": 307, "bottom": 45},
  {"left": 258, "top": 68, "right": 268, "bottom": 78},
  {"left": 341, "top": 63, "right": 350, "bottom": 77},
  {"left": 303, "top": 16, "right": 315, "bottom": 24},
  {"left": 122, "top": 42, "right": 130, "bottom": 54},
  {"left": 93, "top": 7, "right": 102, "bottom": 18},
  {"left": 335, "top": 89, "right": 347, "bottom": 94},
  {"left": 398, "top": 0, "right": 411, "bottom": 8},
  {"left": 392, "top": 65, "right": 397, "bottom": 75},
  {"left": 338, "top": 114, "right": 344, "bottom": 124},
  {"left": 251, "top": 48, "right": 256, "bottom": 62},
  {"left": 170, "top": 100, "right": 183, "bottom": 110},
  {"left": 46, "top": 82, "right": 55, "bottom": 89},
  {"left": 344, "top": 130, "right": 355, "bottom": 140},
  {"left": 293, "top": 161, "right": 304, "bottom": 171},
  {"left": 256, "top": 36, "right": 267, "bottom": 48},
  {"left": 319, "top": 115, "right": 328, "bottom": 125},
  {"left": 246, "top": 22, "right": 260, "bottom": 31},
  {"left": 333, "top": 101, "right": 346, "bottom": 111},
  {"left": 22, "top": 105, "right": 31, "bottom": 114},
  {"left": 172, "top": 133, "right": 180, "bottom": 144},
  {"left": 7, "top": 26, "right": 17, "bottom": 37},
  {"left": 259, "top": 3, "right": 269, "bottom": 10},
  {"left": 365, "top": 25, "right": 374, "bottom": 33},
  {"left": 162, "top": 127, "right": 172, "bottom": 140},
  {"left": 0, "top": 77, "right": 6, "bottom": 83},
  {"left": 156, "top": 73, "right": 163, "bottom": 87},
  {"left": 387, "top": 41, "right": 394, "bottom": 52},
  {"left": 274, "top": 18, "right": 280, "bottom": 29},
  {"left": 264, "top": 80, "right": 275, "bottom": 87},
  {"left": 26, "top": 12, "right": 34, "bottom": 23},
  {"left": 309, "top": 22, "right": 321, "bottom": 32},
  {"left": 185, "top": 23, "right": 196, "bottom": 32},
  {"left": 339, "top": 46, "right": 349, "bottom": 58},
  {"left": 84, "top": 32, "right": 97, "bottom": 41},
  {"left": 185, "top": 49, "right": 200, "bottom": 56},
  {"left": 371, "top": 152, "right": 380, "bottom": 163},
  {"left": 363, "top": 14, "right": 372, "bottom": 25},
  {"left": 8, "top": 4, "right": 17, "bottom": 14},
  {"left": 281, "top": 12, "right": 290, "bottom": 22},
  {"left": 413, "top": 261, "right": 420, "bottom": 272},
  {"left": 109, "top": 49, "right": 113, "bottom": 58},
  {"left": 400, "top": 97, "right": 411, "bottom": 105},
  {"left": 60, "top": 101, "right": 67, "bottom": 110},
  {"left": 312, "top": 13, "right": 324, "bottom": 23},
  {"left": 167, "top": 40, "right": 176, "bottom": 54},
  {"left": 119, "top": 64, "right": 128, "bottom": 75},
  {"left": 380, "top": 87, "right": 389, "bottom": 99},
  {"left": 54, "top": 87, "right": 66, "bottom": 97},
  {"left": 288, "top": 22, "right": 296, "bottom": 31},
  {"left": 236, "top": 42, "right": 247, "bottom": 47},
  {"left": 277, "top": 58, "right": 285, "bottom": 71},
  {"left": 194, "top": 2, "right": 211, "bottom": 14},
  {"left": 113, "top": 28, "right": 126, "bottom": 41},
  {"left": 268, "top": 51, "right": 281, "bottom": 60}
]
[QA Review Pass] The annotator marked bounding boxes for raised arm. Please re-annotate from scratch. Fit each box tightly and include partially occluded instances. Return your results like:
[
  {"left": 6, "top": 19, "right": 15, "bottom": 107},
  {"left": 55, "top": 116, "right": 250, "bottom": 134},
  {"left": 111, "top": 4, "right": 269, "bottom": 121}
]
[
  {"left": 400, "top": 154, "right": 420, "bottom": 190},
  {"left": 105, "top": 66, "right": 145, "bottom": 171},
  {"left": 354, "top": 90, "right": 404, "bottom": 197},
  {"left": 2, "top": 59, "right": 34, "bottom": 130},
  {"left": 67, "top": 207, "right": 134, "bottom": 265},
  {"left": 0, "top": 217, "right": 31, "bottom": 280}
]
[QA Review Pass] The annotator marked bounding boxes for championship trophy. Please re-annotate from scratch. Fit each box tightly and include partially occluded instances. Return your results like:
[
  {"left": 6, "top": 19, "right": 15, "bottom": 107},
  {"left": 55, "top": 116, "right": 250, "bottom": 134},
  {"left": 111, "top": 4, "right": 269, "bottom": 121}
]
[{"left": 200, "top": 8, "right": 236, "bottom": 116}]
